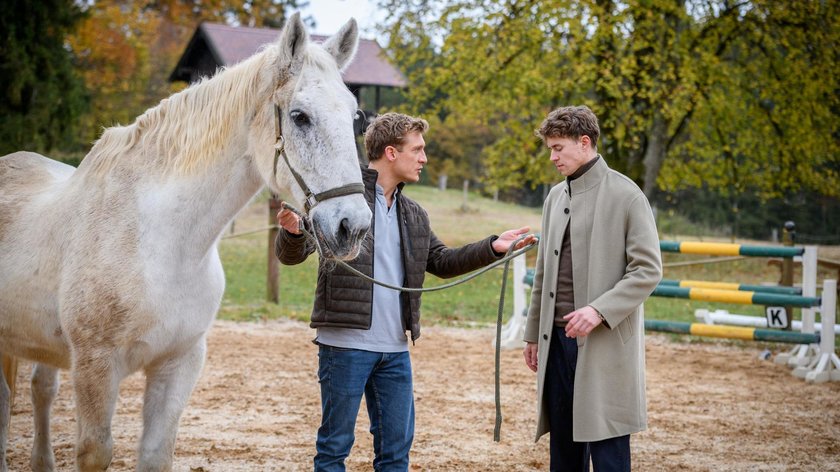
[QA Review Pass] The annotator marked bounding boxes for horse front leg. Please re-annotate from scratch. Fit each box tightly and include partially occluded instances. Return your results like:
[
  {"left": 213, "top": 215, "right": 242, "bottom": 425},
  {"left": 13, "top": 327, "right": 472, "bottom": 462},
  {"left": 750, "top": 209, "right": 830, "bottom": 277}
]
[
  {"left": 137, "top": 336, "right": 207, "bottom": 472},
  {"left": 1, "top": 355, "right": 16, "bottom": 411},
  {"left": 30, "top": 363, "right": 59, "bottom": 472},
  {"left": 72, "top": 353, "right": 119, "bottom": 472},
  {"left": 0, "top": 354, "right": 14, "bottom": 472}
]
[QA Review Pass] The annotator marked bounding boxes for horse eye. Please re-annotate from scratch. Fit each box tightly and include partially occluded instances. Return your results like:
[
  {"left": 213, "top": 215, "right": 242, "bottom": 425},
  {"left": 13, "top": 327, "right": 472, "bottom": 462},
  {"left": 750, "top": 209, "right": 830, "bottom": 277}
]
[{"left": 290, "top": 110, "right": 310, "bottom": 127}]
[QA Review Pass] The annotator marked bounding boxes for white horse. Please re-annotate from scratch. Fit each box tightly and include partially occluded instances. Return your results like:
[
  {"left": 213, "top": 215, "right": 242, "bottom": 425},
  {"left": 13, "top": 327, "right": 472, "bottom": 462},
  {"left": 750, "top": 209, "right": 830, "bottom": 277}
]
[{"left": 0, "top": 13, "right": 371, "bottom": 471}]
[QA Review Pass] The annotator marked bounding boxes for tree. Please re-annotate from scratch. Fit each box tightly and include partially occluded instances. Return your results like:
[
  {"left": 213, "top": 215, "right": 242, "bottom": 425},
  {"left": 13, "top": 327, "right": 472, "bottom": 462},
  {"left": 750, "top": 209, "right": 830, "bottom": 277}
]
[
  {"left": 68, "top": 2, "right": 157, "bottom": 145},
  {"left": 376, "top": 0, "right": 839, "bottom": 202},
  {"left": 0, "top": 0, "right": 88, "bottom": 156},
  {"left": 68, "top": 0, "right": 310, "bottom": 149},
  {"left": 662, "top": 1, "right": 840, "bottom": 200}
]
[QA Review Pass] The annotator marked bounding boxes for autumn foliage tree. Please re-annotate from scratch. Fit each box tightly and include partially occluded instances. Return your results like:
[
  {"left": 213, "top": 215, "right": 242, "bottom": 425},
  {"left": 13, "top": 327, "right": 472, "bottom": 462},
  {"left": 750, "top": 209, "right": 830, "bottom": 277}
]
[
  {"left": 1, "top": 0, "right": 311, "bottom": 157},
  {"left": 68, "top": 0, "right": 310, "bottom": 148}
]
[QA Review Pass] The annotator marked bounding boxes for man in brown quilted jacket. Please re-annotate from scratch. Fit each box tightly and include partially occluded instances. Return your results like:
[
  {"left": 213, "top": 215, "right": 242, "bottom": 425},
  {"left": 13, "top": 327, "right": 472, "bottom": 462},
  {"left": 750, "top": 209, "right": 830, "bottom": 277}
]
[{"left": 275, "top": 112, "right": 535, "bottom": 472}]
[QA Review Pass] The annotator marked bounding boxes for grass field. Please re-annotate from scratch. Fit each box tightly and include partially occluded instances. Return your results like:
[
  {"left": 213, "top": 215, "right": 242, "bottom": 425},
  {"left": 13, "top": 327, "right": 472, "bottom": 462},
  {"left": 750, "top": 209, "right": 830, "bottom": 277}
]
[{"left": 218, "top": 186, "right": 840, "bottom": 342}]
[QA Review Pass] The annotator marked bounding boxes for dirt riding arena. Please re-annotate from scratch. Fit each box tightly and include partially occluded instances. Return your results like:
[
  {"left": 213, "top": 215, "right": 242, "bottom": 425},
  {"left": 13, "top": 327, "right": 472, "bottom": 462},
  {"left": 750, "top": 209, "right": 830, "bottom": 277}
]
[{"left": 6, "top": 320, "right": 840, "bottom": 471}]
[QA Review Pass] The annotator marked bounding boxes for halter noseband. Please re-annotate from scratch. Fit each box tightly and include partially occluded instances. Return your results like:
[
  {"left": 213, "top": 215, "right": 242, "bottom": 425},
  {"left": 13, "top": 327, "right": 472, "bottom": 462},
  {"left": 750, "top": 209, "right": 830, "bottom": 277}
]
[{"left": 272, "top": 105, "right": 365, "bottom": 213}]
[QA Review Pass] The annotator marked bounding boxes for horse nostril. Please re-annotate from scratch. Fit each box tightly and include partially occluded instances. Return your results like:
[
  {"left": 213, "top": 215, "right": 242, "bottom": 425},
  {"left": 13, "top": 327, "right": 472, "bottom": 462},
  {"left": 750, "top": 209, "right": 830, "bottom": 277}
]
[{"left": 338, "top": 218, "right": 350, "bottom": 242}]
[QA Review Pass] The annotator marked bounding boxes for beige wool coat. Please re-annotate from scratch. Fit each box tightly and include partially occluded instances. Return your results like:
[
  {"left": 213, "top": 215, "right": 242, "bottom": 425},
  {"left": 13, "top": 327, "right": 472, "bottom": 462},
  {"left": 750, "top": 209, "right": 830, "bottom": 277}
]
[{"left": 524, "top": 156, "right": 662, "bottom": 442}]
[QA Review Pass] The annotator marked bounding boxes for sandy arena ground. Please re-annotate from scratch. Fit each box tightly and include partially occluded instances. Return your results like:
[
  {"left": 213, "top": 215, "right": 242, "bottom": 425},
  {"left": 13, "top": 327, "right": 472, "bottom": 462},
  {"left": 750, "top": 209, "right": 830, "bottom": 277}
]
[{"left": 5, "top": 319, "right": 840, "bottom": 471}]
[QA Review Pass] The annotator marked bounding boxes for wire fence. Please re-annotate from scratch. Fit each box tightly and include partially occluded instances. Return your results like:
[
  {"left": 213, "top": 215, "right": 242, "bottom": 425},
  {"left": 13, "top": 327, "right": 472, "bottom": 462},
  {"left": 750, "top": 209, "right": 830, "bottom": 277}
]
[
  {"left": 796, "top": 233, "right": 840, "bottom": 245},
  {"left": 221, "top": 225, "right": 277, "bottom": 240}
]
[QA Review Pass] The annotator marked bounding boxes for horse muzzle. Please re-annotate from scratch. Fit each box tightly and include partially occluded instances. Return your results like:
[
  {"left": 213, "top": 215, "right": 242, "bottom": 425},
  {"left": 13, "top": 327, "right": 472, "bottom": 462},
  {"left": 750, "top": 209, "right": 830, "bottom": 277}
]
[{"left": 310, "top": 196, "right": 371, "bottom": 260}]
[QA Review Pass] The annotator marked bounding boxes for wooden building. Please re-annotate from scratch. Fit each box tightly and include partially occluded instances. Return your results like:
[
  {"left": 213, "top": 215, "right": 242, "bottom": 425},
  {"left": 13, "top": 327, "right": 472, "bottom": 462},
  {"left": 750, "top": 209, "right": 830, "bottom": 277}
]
[{"left": 170, "top": 22, "right": 406, "bottom": 132}]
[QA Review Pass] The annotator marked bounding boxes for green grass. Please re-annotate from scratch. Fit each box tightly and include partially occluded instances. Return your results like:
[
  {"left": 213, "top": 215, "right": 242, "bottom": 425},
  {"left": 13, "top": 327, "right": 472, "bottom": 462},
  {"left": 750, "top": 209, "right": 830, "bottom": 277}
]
[{"left": 217, "top": 187, "right": 837, "bottom": 345}]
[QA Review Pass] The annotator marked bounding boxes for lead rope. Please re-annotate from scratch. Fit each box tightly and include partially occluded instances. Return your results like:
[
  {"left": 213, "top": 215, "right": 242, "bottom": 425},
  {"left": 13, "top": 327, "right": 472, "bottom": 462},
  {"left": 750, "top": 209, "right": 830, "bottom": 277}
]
[
  {"left": 281, "top": 202, "right": 537, "bottom": 293},
  {"left": 493, "top": 243, "right": 514, "bottom": 442},
  {"left": 280, "top": 201, "right": 537, "bottom": 441}
]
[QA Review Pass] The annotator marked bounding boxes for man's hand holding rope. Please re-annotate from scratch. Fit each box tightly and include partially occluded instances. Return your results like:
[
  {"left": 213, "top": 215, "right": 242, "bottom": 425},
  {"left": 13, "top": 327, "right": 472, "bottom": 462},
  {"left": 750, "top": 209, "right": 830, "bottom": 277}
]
[{"left": 276, "top": 204, "right": 302, "bottom": 235}]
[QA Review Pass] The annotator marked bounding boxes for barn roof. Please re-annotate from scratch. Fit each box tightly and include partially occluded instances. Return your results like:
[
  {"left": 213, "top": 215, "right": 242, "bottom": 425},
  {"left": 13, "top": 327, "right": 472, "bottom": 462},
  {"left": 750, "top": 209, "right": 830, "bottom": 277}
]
[{"left": 169, "top": 22, "right": 406, "bottom": 88}]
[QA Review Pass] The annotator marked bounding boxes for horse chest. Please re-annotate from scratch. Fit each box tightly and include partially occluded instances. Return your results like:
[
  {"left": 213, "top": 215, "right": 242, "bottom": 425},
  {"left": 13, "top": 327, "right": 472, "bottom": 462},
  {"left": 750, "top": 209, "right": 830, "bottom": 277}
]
[{"left": 136, "top": 256, "right": 224, "bottom": 349}]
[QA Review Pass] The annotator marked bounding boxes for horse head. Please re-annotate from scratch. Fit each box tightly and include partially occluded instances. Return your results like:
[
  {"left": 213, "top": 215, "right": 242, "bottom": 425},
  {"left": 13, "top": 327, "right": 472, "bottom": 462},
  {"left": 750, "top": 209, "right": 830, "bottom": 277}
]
[{"left": 253, "top": 13, "right": 371, "bottom": 260}]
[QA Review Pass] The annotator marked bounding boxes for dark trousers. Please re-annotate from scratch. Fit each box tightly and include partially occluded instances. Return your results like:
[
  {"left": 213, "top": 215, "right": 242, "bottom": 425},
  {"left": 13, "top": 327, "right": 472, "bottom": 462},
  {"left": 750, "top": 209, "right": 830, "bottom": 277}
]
[{"left": 545, "top": 327, "right": 631, "bottom": 472}]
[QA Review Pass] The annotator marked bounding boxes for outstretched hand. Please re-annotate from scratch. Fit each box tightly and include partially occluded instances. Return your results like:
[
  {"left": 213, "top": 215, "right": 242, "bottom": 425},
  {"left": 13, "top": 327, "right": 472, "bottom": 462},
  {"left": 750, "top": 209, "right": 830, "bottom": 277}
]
[{"left": 492, "top": 226, "right": 537, "bottom": 254}]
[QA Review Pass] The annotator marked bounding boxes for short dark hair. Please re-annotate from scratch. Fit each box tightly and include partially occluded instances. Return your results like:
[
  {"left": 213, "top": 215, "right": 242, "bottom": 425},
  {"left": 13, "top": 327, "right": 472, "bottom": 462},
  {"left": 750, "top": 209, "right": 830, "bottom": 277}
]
[
  {"left": 364, "top": 112, "right": 429, "bottom": 161},
  {"left": 536, "top": 105, "right": 600, "bottom": 150}
]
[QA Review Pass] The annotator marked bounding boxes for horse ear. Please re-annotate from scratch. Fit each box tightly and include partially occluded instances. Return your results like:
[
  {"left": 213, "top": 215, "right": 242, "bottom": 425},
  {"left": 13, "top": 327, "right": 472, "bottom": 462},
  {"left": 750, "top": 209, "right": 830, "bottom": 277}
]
[
  {"left": 277, "top": 12, "right": 309, "bottom": 73},
  {"left": 322, "top": 18, "right": 359, "bottom": 71}
]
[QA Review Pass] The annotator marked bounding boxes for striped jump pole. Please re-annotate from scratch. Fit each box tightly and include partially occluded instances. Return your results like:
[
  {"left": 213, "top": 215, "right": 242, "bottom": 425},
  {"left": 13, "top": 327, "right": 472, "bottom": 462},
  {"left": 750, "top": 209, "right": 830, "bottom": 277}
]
[
  {"left": 644, "top": 319, "right": 820, "bottom": 345},
  {"left": 694, "top": 308, "right": 840, "bottom": 335},
  {"left": 660, "top": 279, "right": 802, "bottom": 295},
  {"left": 652, "top": 285, "right": 821, "bottom": 308},
  {"left": 660, "top": 241, "right": 804, "bottom": 258}
]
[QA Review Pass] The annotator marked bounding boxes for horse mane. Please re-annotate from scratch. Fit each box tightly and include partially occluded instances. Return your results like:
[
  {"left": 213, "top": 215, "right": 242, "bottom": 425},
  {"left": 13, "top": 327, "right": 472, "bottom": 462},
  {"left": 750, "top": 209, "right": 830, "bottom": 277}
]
[{"left": 80, "top": 40, "right": 345, "bottom": 177}]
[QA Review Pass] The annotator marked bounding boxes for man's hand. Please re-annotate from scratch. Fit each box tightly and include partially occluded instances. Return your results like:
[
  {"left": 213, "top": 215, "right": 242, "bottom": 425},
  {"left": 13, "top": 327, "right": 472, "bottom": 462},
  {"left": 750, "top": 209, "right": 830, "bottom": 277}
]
[
  {"left": 492, "top": 226, "right": 537, "bottom": 254},
  {"left": 563, "top": 306, "right": 603, "bottom": 338},
  {"left": 275, "top": 202, "right": 302, "bottom": 235},
  {"left": 523, "top": 342, "right": 538, "bottom": 372}
]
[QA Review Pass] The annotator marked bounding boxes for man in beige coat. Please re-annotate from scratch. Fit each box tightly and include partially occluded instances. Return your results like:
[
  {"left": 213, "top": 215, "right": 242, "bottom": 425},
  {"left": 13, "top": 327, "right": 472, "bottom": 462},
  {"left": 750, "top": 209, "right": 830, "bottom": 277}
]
[{"left": 523, "top": 106, "right": 662, "bottom": 471}]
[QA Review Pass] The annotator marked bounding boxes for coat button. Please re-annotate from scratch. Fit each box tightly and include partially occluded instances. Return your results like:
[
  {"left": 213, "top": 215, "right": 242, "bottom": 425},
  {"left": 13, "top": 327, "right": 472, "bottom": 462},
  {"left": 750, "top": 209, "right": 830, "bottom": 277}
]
[
  {"left": 543, "top": 334, "right": 548, "bottom": 340},
  {"left": 549, "top": 292, "right": 554, "bottom": 298},
  {"left": 564, "top": 208, "right": 570, "bottom": 214},
  {"left": 554, "top": 249, "right": 559, "bottom": 256}
]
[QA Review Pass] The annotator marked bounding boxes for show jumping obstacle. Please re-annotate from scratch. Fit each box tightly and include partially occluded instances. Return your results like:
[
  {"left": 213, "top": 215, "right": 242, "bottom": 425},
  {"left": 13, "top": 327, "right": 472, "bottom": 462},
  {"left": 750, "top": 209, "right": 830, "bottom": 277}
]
[
  {"left": 659, "top": 279, "right": 802, "bottom": 295},
  {"left": 695, "top": 309, "right": 840, "bottom": 335},
  {"left": 502, "top": 240, "right": 839, "bottom": 382},
  {"left": 659, "top": 240, "right": 821, "bottom": 339},
  {"left": 642, "top": 284, "right": 836, "bottom": 382},
  {"left": 659, "top": 240, "right": 804, "bottom": 257},
  {"left": 649, "top": 240, "right": 838, "bottom": 383},
  {"left": 651, "top": 285, "right": 820, "bottom": 308},
  {"left": 644, "top": 320, "right": 820, "bottom": 345}
]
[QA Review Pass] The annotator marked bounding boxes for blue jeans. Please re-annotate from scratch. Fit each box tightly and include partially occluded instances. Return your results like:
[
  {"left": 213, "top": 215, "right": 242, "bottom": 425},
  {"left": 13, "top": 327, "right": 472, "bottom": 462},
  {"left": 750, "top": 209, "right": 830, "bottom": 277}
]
[{"left": 314, "top": 345, "right": 414, "bottom": 472}]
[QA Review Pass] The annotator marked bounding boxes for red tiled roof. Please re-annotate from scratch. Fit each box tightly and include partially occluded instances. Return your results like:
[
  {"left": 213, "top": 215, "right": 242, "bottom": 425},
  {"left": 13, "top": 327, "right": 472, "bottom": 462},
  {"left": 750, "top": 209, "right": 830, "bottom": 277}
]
[{"left": 198, "top": 22, "right": 405, "bottom": 87}]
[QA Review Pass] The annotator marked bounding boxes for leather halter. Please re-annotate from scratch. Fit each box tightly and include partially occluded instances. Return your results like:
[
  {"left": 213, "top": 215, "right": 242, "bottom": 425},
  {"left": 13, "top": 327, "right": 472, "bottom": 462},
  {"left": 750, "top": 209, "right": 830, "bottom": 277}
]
[{"left": 272, "top": 105, "right": 365, "bottom": 213}]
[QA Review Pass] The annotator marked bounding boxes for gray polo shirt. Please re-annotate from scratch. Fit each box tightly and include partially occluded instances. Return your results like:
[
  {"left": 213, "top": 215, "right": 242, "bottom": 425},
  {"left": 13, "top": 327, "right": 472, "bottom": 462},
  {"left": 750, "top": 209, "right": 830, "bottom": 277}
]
[{"left": 315, "top": 184, "right": 409, "bottom": 352}]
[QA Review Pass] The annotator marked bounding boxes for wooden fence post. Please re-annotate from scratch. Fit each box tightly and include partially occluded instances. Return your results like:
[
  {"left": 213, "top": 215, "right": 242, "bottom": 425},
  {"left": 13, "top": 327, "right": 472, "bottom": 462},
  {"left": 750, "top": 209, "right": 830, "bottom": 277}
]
[{"left": 781, "top": 221, "right": 795, "bottom": 330}]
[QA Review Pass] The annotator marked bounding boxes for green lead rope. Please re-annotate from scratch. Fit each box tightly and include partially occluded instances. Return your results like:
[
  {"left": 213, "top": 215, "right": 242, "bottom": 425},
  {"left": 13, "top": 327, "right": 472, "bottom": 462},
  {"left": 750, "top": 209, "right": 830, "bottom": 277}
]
[
  {"left": 493, "top": 247, "right": 513, "bottom": 442},
  {"left": 282, "top": 201, "right": 537, "bottom": 293},
  {"left": 493, "top": 233, "right": 540, "bottom": 441}
]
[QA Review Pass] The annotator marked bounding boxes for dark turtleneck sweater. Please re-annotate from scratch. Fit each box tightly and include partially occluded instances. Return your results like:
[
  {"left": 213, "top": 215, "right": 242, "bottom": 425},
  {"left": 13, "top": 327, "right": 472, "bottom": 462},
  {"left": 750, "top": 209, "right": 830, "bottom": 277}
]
[{"left": 554, "top": 154, "right": 600, "bottom": 326}]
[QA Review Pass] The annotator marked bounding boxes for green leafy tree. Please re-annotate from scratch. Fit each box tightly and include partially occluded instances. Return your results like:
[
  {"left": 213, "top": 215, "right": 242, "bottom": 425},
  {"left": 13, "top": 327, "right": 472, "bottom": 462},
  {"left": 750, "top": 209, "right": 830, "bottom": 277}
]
[
  {"left": 662, "top": 1, "right": 840, "bottom": 200},
  {"left": 377, "top": 0, "right": 839, "bottom": 203},
  {"left": 0, "top": 0, "right": 88, "bottom": 156}
]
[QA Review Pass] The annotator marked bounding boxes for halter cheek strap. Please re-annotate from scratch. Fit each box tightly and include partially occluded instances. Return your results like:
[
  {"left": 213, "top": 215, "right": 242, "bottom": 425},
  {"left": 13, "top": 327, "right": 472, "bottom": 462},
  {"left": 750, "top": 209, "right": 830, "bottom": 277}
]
[{"left": 272, "top": 105, "right": 365, "bottom": 213}]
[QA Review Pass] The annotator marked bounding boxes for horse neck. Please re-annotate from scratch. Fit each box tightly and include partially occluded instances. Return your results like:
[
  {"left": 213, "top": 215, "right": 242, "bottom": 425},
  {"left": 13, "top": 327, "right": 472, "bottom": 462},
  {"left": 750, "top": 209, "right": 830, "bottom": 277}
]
[
  {"left": 149, "top": 153, "right": 264, "bottom": 259},
  {"left": 83, "top": 54, "right": 275, "bottom": 260}
]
